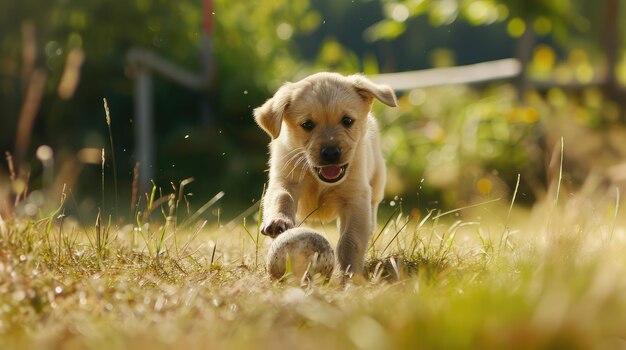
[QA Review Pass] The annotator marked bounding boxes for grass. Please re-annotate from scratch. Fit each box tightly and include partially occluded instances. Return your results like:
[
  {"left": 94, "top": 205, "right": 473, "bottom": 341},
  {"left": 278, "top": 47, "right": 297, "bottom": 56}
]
[
  {"left": 2, "top": 97, "right": 626, "bottom": 348},
  {"left": 2, "top": 177, "right": 626, "bottom": 350}
]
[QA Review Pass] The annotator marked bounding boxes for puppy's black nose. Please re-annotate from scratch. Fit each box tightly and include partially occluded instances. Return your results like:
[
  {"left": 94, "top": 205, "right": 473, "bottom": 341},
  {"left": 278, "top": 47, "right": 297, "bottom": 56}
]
[{"left": 320, "top": 146, "right": 341, "bottom": 164}]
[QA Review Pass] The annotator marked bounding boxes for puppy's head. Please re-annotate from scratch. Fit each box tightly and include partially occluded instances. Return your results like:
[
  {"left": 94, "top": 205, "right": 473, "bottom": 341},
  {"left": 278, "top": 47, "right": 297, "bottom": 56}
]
[{"left": 254, "top": 72, "right": 396, "bottom": 184}]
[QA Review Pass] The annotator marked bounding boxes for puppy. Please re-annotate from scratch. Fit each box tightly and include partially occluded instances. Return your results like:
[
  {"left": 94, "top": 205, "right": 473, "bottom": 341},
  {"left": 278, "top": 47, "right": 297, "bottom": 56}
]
[{"left": 254, "top": 72, "right": 397, "bottom": 275}]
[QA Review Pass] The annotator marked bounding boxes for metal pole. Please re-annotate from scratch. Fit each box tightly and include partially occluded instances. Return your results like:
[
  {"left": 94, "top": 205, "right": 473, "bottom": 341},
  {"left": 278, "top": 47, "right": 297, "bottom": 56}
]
[
  {"left": 128, "top": 0, "right": 213, "bottom": 192},
  {"left": 134, "top": 68, "right": 154, "bottom": 193}
]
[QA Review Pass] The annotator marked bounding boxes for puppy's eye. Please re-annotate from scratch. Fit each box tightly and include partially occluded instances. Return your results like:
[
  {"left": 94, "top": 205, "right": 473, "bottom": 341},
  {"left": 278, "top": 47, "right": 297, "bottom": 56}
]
[
  {"left": 341, "top": 116, "right": 354, "bottom": 128},
  {"left": 301, "top": 120, "right": 315, "bottom": 131}
]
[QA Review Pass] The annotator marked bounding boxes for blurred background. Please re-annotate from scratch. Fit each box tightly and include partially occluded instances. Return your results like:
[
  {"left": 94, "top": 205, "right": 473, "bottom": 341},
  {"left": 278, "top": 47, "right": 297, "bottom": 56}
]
[{"left": 1, "top": 0, "right": 626, "bottom": 221}]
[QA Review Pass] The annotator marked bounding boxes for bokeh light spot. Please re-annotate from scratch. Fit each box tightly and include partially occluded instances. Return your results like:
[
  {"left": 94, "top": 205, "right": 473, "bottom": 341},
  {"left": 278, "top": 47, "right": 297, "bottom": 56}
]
[
  {"left": 533, "top": 17, "right": 552, "bottom": 35},
  {"left": 507, "top": 18, "right": 525, "bottom": 38},
  {"left": 476, "top": 178, "right": 493, "bottom": 195},
  {"left": 390, "top": 4, "right": 409, "bottom": 22},
  {"left": 36, "top": 145, "right": 54, "bottom": 162},
  {"left": 547, "top": 88, "right": 567, "bottom": 107},
  {"left": 277, "top": 23, "right": 293, "bottom": 40},
  {"left": 576, "top": 63, "right": 594, "bottom": 83},
  {"left": 467, "top": 1, "right": 498, "bottom": 25},
  {"left": 532, "top": 45, "right": 556, "bottom": 72},
  {"left": 408, "top": 89, "right": 426, "bottom": 106}
]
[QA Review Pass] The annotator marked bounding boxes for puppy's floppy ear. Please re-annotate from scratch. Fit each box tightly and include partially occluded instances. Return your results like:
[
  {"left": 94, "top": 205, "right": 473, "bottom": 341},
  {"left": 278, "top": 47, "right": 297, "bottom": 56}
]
[
  {"left": 350, "top": 74, "right": 398, "bottom": 107},
  {"left": 253, "top": 83, "right": 293, "bottom": 139}
]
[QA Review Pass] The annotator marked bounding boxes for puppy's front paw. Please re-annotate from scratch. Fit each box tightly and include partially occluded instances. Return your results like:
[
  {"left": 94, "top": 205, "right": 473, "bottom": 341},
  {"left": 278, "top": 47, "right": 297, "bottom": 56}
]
[{"left": 261, "top": 217, "right": 294, "bottom": 238}]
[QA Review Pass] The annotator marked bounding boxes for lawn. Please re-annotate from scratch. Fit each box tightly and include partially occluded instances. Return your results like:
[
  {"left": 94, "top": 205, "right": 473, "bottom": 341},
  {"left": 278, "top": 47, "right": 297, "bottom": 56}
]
[{"left": 1, "top": 181, "right": 626, "bottom": 350}]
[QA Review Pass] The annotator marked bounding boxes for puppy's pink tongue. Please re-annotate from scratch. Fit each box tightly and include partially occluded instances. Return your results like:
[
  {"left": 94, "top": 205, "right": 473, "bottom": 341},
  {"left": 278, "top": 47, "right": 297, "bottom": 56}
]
[{"left": 320, "top": 165, "right": 341, "bottom": 180}]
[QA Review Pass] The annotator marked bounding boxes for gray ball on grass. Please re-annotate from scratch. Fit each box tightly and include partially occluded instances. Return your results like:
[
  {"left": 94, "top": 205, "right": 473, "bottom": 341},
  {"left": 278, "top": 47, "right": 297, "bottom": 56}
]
[{"left": 266, "top": 227, "right": 335, "bottom": 280}]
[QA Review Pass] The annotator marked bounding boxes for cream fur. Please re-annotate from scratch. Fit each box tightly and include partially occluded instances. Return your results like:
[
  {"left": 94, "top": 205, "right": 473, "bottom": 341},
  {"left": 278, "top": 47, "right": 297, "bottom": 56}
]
[{"left": 254, "top": 72, "right": 397, "bottom": 275}]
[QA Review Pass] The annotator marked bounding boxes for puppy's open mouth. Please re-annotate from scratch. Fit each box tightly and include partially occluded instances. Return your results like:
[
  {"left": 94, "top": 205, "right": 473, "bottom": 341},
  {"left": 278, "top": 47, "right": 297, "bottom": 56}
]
[{"left": 315, "top": 164, "right": 348, "bottom": 183}]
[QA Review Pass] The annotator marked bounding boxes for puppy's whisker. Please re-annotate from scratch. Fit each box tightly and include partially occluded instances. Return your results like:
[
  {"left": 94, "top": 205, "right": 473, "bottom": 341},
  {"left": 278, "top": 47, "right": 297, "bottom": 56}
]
[
  {"left": 286, "top": 154, "right": 305, "bottom": 176},
  {"left": 279, "top": 147, "right": 304, "bottom": 167},
  {"left": 286, "top": 157, "right": 298, "bottom": 177},
  {"left": 299, "top": 160, "right": 312, "bottom": 183},
  {"left": 295, "top": 156, "right": 308, "bottom": 175},
  {"left": 298, "top": 171, "right": 304, "bottom": 183},
  {"left": 278, "top": 151, "right": 304, "bottom": 173},
  {"left": 281, "top": 150, "right": 305, "bottom": 172},
  {"left": 278, "top": 147, "right": 304, "bottom": 162},
  {"left": 286, "top": 155, "right": 306, "bottom": 179},
  {"left": 297, "top": 159, "right": 308, "bottom": 183}
]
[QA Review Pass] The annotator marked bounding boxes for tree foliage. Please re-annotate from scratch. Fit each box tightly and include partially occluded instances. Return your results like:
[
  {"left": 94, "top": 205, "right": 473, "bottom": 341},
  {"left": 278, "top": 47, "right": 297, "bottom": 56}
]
[
  {"left": 0, "top": 0, "right": 624, "bottom": 214},
  {"left": 365, "top": 0, "right": 587, "bottom": 42}
]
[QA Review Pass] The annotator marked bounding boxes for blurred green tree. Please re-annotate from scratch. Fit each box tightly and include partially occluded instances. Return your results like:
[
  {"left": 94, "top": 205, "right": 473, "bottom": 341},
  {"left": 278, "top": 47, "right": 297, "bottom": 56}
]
[
  {"left": 0, "top": 0, "right": 321, "bottom": 216},
  {"left": 1, "top": 0, "right": 624, "bottom": 218}
]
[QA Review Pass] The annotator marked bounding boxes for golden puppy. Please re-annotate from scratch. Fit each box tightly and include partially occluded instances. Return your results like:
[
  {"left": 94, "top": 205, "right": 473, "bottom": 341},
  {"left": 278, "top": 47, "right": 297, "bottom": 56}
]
[{"left": 254, "top": 72, "right": 397, "bottom": 275}]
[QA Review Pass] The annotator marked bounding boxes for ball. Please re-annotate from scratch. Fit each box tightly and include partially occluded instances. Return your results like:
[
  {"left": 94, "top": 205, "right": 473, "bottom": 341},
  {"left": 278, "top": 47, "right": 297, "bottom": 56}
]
[{"left": 266, "top": 227, "right": 335, "bottom": 280}]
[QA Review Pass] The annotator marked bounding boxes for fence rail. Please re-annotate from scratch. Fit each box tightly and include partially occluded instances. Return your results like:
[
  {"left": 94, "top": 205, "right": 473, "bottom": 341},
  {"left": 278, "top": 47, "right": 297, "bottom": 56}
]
[{"left": 371, "top": 58, "right": 521, "bottom": 90}]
